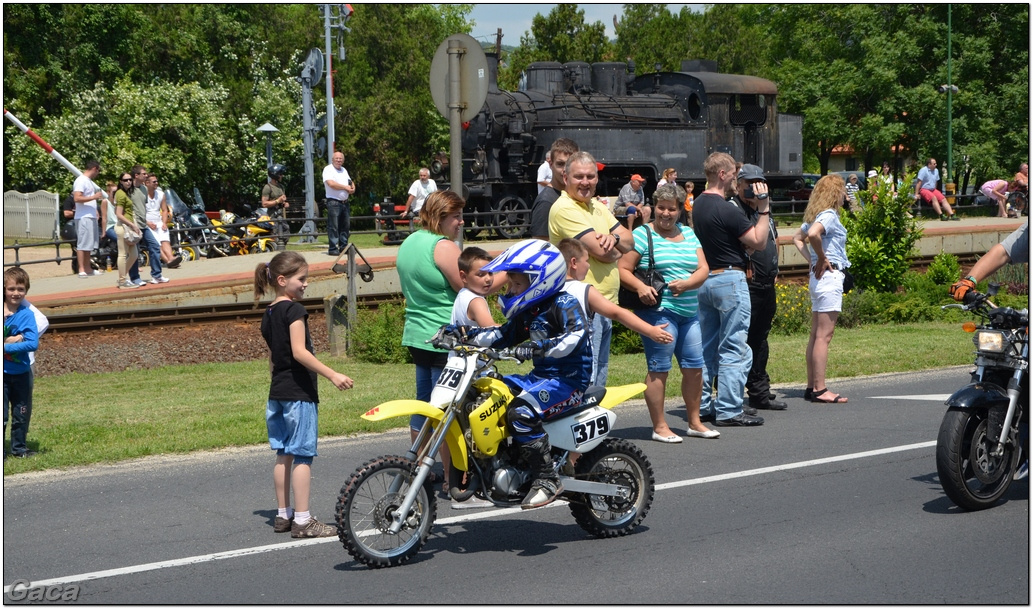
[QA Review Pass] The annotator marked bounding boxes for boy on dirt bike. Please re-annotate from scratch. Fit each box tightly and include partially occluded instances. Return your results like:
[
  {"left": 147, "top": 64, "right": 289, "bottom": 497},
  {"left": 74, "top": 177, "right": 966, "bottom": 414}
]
[{"left": 439, "top": 240, "right": 591, "bottom": 509}]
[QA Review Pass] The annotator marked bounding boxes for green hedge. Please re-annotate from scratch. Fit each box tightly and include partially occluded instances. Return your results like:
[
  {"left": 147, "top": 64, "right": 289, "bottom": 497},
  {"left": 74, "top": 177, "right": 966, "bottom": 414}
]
[{"left": 349, "top": 268, "right": 1028, "bottom": 362}]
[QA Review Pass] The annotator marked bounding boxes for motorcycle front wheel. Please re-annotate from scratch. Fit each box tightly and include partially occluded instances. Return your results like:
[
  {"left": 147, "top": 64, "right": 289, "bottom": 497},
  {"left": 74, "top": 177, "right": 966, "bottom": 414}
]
[
  {"left": 335, "top": 455, "right": 436, "bottom": 568},
  {"left": 936, "top": 408, "right": 1018, "bottom": 510},
  {"left": 569, "top": 438, "right": 655, "bottom": 537}
]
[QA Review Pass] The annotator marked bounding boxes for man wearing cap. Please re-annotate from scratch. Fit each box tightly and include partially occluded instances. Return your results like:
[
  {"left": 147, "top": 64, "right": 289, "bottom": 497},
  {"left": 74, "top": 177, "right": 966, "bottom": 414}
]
[
  {"left": 692, "top": 152, "right": 773, "bottom": 427},
  {"left": 735, "top": 164, "right": 787, "bottom": 412},
  {"left": 614, "top": 174, "right": 651, "bottom": 228}
]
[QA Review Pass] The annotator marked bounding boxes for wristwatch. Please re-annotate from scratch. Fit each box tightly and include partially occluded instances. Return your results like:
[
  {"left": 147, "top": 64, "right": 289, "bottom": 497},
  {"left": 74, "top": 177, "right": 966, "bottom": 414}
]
[{"left": 613, "top": 233, "right": 621, "bottom": 244}]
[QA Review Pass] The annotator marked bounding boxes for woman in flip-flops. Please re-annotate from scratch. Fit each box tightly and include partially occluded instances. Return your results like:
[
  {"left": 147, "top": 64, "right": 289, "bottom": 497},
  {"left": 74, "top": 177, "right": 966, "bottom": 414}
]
[{"left": 792, "top": 175, "right": 850, "bottom": 404}]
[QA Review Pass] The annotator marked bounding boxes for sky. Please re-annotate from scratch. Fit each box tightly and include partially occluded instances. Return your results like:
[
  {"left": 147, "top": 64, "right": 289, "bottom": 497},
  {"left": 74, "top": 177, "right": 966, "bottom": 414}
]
[{"left": 465, "top": 3, "right": 704, "bottom": 44}]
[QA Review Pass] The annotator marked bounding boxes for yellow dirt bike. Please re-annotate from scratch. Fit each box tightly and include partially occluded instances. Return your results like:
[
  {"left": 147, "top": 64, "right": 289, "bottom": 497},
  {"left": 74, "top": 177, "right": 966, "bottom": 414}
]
[{"left": 335, "top": 339, "right": 655, "bottom": 568}]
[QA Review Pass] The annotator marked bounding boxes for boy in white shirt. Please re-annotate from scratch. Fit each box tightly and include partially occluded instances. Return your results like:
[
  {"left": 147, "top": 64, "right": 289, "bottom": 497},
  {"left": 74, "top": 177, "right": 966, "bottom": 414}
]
[
  {"left": 451, "top": 247, "right": 497, "bottom": 328},
  {"left": 557, "top": 238, "right": 673, "bottom": 346},
  {"left": 447, "top": 246, "right": 498, "bottom": 510}
]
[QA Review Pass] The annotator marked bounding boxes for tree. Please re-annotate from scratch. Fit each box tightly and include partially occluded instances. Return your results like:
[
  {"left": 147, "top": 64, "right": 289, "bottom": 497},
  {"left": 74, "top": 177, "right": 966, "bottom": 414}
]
[{"left": 499, "top": 4, "right": 613, "bottom": 90}]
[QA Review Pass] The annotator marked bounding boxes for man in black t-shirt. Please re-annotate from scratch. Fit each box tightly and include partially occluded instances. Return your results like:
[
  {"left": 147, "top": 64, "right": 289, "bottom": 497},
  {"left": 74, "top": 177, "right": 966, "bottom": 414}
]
[
  {"left": 734, "top": 164, "right": 787, "bottom": 412},
  {"left": 530, "top": 138, "right": 579, "bottom": 240},
  {"left": 692, "top": 153, "right": 773, "bottom": 427}
]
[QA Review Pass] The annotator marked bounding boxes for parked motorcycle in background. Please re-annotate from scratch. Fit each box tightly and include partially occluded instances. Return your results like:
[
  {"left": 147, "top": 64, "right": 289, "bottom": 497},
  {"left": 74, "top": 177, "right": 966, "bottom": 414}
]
[
  {"left": 335, "top": 339, "right": 655, "bottom": 568},
  {"left": 937, "top": 284, "right": 1029, "bottom": 510}
]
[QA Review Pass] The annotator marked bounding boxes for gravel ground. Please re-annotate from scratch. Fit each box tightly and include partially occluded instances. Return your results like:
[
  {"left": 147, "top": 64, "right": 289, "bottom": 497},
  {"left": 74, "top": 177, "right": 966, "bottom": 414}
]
[{"left": 34, "top": 314, "right": 330, "bottom": 377}]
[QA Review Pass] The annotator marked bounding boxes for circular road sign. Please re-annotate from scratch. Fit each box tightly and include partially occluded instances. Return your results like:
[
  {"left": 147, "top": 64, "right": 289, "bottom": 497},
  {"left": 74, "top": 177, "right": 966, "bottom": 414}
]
[{"left": 429, "top": 33, "right": 489, "bottom": 123}]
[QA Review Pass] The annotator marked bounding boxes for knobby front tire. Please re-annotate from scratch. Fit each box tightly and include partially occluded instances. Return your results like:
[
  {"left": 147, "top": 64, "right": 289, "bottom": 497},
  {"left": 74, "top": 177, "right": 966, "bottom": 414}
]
[{"left": 335, "top": 455, "right": 436, "bottom": 568}]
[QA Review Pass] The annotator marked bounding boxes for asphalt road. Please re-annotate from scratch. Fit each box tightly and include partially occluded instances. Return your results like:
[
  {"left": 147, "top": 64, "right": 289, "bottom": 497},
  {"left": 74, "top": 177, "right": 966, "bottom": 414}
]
[{"left": 3, "top": 367, "right": 1028, "bottom": 604}]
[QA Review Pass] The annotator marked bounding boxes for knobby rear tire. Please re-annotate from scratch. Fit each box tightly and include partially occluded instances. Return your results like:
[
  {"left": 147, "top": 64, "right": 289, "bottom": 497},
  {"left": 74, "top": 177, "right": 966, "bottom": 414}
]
[{"left": 569, "top": 438, "right": 655, "bottom": 537}]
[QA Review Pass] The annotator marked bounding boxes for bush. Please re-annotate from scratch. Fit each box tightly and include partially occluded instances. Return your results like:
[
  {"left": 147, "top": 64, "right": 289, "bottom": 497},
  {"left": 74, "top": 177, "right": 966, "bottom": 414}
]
[
  {"left": 611, "top": 320, "right": 645, "bottom": 355},
  {"left": 772, "top": 284, "right": 811, "bottom": 335},
  {"left": 845, "top": 172, "right": 923, "bottom": 292},
  {"left": 927, "top": 251, "right": 961, "bottom": 285},
  {"left": 349, "top": 302, "right": 412, "bottom": 364}
]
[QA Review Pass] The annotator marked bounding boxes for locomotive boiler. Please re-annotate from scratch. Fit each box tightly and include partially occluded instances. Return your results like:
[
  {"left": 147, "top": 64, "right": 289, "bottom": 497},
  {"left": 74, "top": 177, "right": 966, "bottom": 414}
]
[{"left": 431, "top": 56, "right": 804, "bottom": 239}]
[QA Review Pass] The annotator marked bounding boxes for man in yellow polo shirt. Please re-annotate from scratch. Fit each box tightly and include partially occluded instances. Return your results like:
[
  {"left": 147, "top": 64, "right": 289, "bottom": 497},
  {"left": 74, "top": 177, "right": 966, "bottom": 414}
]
[{"left": 548, "top": 151, "right": 633, "bottom": 386}]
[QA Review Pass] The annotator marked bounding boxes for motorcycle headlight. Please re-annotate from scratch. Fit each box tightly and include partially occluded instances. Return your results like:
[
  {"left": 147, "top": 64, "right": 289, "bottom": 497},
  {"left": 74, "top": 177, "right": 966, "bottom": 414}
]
[{"left": 974, "top": 330, "right": 1006, "bottom": 353}]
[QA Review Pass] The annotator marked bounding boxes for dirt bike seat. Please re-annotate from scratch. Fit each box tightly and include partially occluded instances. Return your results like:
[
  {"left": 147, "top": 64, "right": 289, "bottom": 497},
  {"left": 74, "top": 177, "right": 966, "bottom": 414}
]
[{"left": 570, "top": 385, "right": 607, "bottom": 414}]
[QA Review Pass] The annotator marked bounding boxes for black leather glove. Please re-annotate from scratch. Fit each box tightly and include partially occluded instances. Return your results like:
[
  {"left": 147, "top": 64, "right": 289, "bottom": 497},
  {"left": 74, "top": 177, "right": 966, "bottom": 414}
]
[
  {"left": 430, "top": 324, "right": 467, "bottom": 349},
  {"left": 513, "top": 341, "right": 542, "bottom": 362}
]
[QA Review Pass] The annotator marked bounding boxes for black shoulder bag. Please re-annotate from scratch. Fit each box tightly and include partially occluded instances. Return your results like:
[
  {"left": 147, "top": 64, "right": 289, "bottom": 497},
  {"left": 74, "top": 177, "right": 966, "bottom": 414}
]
[{"left": 618, "top": 227, "right": 667, "bottom": 310}]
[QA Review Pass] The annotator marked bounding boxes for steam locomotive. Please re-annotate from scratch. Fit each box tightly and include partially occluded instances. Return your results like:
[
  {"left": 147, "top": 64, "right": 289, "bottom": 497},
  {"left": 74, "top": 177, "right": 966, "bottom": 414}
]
[{"left": 431, "top": 56, "right": 804, "bottom": 239}]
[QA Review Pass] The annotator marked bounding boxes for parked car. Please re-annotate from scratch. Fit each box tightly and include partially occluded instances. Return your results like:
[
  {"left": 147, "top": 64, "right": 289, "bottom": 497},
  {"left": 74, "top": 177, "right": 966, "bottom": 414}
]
[{"left": 781, "top": 173, "right": 820, "bottom": 201}]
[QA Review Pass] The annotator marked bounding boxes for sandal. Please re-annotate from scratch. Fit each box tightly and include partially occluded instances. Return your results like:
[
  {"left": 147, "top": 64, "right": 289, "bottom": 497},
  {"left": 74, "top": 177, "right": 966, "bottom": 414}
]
[
  {"left": 804, "top": 387, "right": 814, "bottom": 401},
  {"left": 809, "top": 388, "right": 848, "bottom": 403}
]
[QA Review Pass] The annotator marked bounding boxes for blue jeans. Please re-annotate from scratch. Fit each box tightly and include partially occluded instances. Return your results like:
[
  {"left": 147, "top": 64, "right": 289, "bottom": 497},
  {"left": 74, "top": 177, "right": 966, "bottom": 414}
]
[
  {"left": 325, "top": 198, "right": 351, "bottom": 254},
  {"left": 697, "top": 270, "right": 753, "bottom": 421},
  {"left": 590, "top": 314, "right": 612, "bottom": 387},
  {"left": 408, "top": 347, "right": 446, "bottom": 432},
  {"left": 138, "top": 224, "right": 163, "bottom": 279},
  {"left": 636, "top": 308, "right": 703, "bottom": 373},
  {"left": 4, "top": 371, "right": 34, "bottom": 456}
]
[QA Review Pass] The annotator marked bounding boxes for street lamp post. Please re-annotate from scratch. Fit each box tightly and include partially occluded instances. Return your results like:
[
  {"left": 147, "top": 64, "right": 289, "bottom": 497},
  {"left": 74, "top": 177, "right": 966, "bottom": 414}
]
[{"left": 257, "top": 123, "right": 279, "bottom": 183}]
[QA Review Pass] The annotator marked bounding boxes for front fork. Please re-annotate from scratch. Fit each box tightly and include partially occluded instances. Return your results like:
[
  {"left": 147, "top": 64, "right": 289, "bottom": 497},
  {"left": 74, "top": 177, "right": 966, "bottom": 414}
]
[{"left": 387, "top": 406, "right": 460, "bottom": 534}]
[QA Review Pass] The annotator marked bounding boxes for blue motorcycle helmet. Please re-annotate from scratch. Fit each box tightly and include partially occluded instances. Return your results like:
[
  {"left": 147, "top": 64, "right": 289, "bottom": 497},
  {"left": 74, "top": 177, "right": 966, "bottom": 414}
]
[{"left": 481, "top": 239, "right": 567, "bottom": 319}]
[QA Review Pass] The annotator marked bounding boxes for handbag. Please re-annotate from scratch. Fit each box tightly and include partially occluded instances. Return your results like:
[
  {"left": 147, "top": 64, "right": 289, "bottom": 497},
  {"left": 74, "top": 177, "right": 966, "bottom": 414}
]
[
  {"left": 618, "top": 226, "right": 667, "bottom": 310},
  {"left": 842, "top": 268, "right": 855, "bottom": 293},
  {"left": 122, "top": 225, "right": 142, "bottom": 244}
]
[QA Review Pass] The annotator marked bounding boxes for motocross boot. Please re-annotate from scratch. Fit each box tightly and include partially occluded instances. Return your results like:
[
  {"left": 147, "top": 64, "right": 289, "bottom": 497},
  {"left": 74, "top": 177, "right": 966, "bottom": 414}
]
[{"left": 521, "top": 437, "right": 564, "bottom": 510}]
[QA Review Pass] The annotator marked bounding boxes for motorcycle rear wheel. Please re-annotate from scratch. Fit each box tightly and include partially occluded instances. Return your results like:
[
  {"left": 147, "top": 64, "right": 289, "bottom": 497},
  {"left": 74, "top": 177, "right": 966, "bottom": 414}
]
[
  {"left": 569, "top": 438, "right": 655, "bottom": 537},
  {"left": 335, "top": 455, "right": 436, "bottom": 568},
  {"left": 936, "top": 408, "right": 1017, "bottom": 510}
]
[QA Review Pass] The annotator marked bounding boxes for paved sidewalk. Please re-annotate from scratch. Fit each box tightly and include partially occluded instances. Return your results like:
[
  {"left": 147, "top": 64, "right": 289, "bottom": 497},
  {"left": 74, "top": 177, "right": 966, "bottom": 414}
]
[{"left": 12, "top": 216, "right": 1024, "bottom": 311}]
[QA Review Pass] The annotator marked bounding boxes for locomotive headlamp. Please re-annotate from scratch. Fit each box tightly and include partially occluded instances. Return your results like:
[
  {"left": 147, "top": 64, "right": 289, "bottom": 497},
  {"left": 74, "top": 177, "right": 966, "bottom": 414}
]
[{"left": 975, "top": 330, "right": 1005, "bottom": 353}]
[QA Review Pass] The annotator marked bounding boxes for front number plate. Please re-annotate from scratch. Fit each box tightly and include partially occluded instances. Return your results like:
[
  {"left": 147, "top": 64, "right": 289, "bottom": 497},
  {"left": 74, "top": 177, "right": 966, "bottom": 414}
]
[{"left": 435, "top": 367, "right": 464, "bottom": 389}]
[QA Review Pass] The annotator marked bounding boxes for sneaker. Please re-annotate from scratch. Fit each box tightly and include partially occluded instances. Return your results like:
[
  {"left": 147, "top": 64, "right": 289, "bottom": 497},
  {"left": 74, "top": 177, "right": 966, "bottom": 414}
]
[
  {"left": 940, "top": 214, "right": 949, "bottom": 222},
  {"left": 150, "top": 276, "right": 170, "bottom": 284},
  {"left": 451, "top": 495, "right": 494, "bottom": 510},
  {"left": 273, "top": 516, "right": 294, "bottom": 533},
  {"left": 521, "top": 477, "right": 564, "bottom": 510},
  {"left": 290, "top": 517, "right": 337, "bottom": 538},
  {"left": 949, "top": 214, "right": 960, "bottom": 221},
  {"left": 167, "top": 255, "right": 183, "bottom": 269},
  {"left": 11, "top": 450, "right": 37, "bottom": 458},
  {"left": 132, "top": 278, "right": 147, "bottom": 287},
  {"left": 118, "top": 278, "right": 141, "bottom": 289}
]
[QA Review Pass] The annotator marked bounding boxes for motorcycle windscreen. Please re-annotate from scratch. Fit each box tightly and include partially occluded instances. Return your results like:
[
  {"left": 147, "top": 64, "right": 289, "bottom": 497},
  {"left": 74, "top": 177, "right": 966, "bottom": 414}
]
[
  {"left": 164, "top": 188, "right": 192, "bottom": 218},
  {"left": 544, "top": 406, "right": 616, "bottom": 453}
]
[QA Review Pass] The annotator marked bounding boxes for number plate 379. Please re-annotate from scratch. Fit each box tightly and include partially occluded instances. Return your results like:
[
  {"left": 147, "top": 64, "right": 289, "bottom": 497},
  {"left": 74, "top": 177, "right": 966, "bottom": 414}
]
[{"left": 571, "top": 414, "right": 610, "bottom": 447}]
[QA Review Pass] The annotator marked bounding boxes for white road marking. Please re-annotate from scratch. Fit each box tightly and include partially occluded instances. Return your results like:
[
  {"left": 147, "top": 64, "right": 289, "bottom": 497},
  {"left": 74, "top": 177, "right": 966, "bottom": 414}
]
[
  {"left": 870, "top": 394, "right": 951, "bottom": 402},
  {"left": 2, "top": 440, "right": 936, "bottom": 592}
]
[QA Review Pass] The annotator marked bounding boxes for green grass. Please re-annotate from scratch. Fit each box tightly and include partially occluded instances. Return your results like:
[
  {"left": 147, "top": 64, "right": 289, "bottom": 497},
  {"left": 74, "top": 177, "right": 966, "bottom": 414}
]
[{"left": 4, "top": 321, "right": 975, "bottom": 475}]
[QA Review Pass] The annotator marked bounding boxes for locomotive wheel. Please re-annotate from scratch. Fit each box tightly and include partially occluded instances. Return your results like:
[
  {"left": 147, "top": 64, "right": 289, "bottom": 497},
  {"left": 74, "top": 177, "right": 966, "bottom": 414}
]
[{"left": 494, "top": 196, "right": 530, "bottom": 240}]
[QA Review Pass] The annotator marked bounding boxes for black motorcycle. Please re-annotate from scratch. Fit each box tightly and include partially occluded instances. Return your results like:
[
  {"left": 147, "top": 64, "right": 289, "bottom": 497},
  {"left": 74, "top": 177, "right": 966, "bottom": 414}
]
[{"left": 937, "top": 284, "right": 1029, "bottom": 510}]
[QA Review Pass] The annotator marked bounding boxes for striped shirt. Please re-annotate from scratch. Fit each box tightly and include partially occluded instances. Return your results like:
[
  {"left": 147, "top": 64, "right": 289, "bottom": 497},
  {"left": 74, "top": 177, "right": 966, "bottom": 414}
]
[{"left": 631, "top": 224, "right": 701, "bottom": 318}]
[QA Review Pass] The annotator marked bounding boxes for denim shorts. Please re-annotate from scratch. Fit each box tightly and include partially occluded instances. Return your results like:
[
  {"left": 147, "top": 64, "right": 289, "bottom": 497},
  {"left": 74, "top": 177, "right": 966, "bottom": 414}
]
[
  {"left": 809, "top": 270, "right": 844, "bottom": 313},
  {"left": 636, "top": 308, "right": 704, "bottom": 373},
  {"left": 266, "top": 399, "right": 318, "bottom": 464}
]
